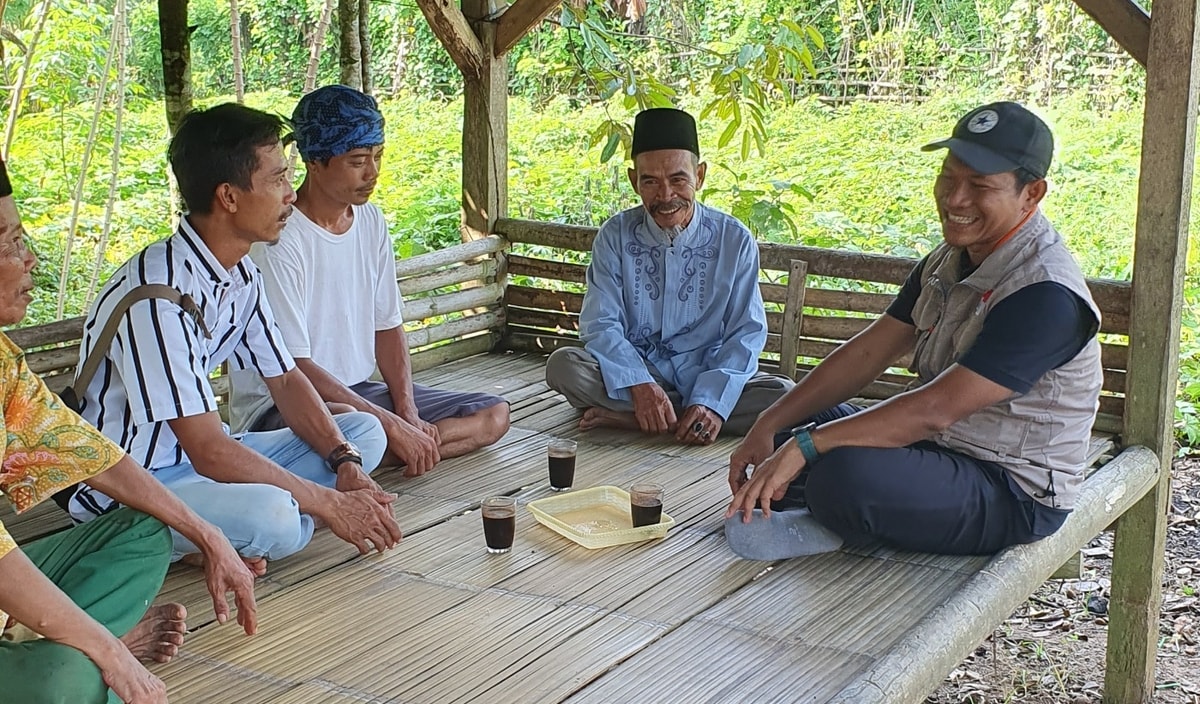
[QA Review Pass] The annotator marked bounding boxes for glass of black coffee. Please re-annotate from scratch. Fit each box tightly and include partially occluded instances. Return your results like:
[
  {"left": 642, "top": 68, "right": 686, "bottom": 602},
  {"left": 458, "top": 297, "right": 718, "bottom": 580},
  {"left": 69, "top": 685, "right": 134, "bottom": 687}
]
[
  {"left": 547, "top": 438, "right": 577, "bottom": 492},
  {"left": 481, "top": 496, "right": 516, "bottom": 553},
  {"left": 630, "top": 483, "right": 664, "bottom": 528}
]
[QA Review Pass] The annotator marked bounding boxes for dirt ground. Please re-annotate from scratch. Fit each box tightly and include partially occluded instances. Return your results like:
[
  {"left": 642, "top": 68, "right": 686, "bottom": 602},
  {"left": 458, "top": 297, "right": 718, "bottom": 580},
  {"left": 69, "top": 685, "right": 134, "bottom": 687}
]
[{"left": 928, "top": 456, "right": 1200, "bottom": 704}]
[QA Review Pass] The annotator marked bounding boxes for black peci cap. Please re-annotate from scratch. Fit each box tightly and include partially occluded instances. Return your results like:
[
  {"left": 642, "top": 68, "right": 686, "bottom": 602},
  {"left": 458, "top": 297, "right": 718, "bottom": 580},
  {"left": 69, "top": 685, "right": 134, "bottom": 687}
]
[
  {"left": 922, "top": 102, "right": 1054, "bottom": 178},
  {"left": 631, "top": 108, "right": 700, "bottom": 157}
]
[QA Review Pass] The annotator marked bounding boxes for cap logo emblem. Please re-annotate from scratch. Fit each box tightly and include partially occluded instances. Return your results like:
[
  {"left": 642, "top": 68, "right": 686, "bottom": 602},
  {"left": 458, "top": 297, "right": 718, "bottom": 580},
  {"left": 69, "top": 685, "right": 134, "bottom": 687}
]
[{"left": 967, "top": 110, "right": 999, "bottom": 134}]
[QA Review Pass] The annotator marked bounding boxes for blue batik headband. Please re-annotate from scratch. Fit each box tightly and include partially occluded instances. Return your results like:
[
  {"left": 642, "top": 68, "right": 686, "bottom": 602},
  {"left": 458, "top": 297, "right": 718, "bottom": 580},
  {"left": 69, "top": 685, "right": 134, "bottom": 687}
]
[{"left": 291, "top": 85, "right": 385, "bottom": 162}]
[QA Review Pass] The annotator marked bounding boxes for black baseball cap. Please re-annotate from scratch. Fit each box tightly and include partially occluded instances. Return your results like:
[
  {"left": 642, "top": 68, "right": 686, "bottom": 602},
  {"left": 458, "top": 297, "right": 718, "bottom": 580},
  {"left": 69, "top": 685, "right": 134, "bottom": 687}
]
[{"left": 922, "top": 101, "right": 1053, "bottom": 179}]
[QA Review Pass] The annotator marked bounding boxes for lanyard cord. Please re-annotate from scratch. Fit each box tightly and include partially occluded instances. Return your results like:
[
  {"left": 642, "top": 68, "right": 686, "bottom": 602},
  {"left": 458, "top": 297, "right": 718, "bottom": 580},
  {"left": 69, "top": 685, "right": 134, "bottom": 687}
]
[{"left": 986, "top": 207, "right": 1036, "bottom": 257}]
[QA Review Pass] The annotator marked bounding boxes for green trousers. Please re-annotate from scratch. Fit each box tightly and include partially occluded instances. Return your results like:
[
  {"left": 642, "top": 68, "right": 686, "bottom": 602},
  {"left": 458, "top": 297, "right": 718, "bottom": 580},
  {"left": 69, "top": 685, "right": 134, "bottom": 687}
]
[{"left": 0, "top": 508, "right": 172, "bottom": 704}]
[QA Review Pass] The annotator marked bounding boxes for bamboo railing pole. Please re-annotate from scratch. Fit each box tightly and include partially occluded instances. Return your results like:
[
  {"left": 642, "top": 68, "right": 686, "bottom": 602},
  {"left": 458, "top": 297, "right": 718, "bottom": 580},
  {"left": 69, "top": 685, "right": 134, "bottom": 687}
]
[
  {"left": 230, "top": 0, "right": 245, "bottom": 102},
  {"left": 56, "top": 5, "right": 121, "bottom": 317},
  {"left": 305, "top": 0, "right": 336, "bottom": 92},
  {"left": 2, "top": 0, "right": 53, "bottom": 159},
  {"left": 87, "top": 0, "right": 130, "bottom": 307}
]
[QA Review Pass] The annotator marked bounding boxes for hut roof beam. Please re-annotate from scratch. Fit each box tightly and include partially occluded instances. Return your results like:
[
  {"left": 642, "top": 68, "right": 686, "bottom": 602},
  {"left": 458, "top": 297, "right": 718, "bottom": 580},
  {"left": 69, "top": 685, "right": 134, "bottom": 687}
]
[
  {"left": 1073, "top": 0, "right": 1151, "bottom": 66},
  {"left": 494, "top": 0, "right": 561, "bottom": 56},
  {"left": 415, "top": 0, "right": 485, "bottom": 80}
]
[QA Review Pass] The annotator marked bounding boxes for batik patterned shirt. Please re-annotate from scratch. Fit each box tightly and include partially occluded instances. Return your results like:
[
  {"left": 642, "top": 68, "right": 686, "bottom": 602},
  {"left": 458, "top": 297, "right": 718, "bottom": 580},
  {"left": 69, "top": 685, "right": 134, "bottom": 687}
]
[
  {"left": 0, "top": 333, "right": 123, "bottom": 561},
  {"left": 580, "top": 203, "right": 768, "bottom": 420}
]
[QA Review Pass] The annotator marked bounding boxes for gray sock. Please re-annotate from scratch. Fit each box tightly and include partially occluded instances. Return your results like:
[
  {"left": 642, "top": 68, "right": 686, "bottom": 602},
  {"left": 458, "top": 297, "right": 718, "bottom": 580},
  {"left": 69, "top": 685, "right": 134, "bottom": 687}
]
[{"left": 724, "top": 508, "right": 843, "bottom": 560}]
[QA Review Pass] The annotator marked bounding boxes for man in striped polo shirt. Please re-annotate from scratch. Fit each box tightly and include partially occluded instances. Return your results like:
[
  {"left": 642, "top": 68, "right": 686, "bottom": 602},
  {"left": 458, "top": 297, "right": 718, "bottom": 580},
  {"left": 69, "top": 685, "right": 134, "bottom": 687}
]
[
  {"left": 66, "top": 103, "right": 402, "bottom": 567},
  {"left": 230, "top": 85, "right": 510, "bottom": 477}
]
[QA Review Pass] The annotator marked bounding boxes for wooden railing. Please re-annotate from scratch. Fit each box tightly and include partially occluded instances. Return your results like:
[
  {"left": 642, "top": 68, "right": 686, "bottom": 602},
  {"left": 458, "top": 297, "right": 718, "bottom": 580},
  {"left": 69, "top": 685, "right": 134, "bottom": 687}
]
[
  {"left": 5, "top": 220, "right": 1132, "bottom": 437},
  {"left": 4, "top": 235, "right": 509, "bottom": 407},
  {"left": 494, "top": 217, "right": 1131, "bottom": 436}
]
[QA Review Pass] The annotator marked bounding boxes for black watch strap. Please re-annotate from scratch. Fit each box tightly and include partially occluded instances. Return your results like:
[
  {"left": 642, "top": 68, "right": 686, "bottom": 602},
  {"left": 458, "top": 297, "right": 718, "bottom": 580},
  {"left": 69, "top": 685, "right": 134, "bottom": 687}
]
[{"left": 326, "top": 442, "right": 363, "bottom": 472}]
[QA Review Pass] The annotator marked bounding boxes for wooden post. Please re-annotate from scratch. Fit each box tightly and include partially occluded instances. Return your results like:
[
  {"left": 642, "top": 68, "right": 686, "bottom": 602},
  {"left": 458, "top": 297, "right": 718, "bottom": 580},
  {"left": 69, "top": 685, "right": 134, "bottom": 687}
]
[
  {"left": 1105, "top": 0, "right": 1199, "bottom": 700},
  {"left": 461, "top": 0, "right": 507, "bottom": 241},
  {"left": 158, "top": 0, "right": 193, "bottom": 136},
  {"left": 779, "top": 259, "right": 808, "bottom": 380}
]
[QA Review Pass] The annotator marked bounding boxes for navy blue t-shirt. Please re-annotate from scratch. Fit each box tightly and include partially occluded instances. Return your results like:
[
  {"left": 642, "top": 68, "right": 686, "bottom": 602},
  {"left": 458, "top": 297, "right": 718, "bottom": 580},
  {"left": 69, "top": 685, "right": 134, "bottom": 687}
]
[{"left": 886, "top": 255, "right": 1098, "bottom": 392}]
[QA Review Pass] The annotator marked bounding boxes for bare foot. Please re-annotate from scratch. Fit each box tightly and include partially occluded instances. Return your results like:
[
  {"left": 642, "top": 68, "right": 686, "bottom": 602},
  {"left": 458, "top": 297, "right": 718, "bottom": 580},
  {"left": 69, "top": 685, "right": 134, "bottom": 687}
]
[
  {"left": 180, "top": 553, "right": 268, "bottom": 578},
  {"left": 578, "top": 407, "right": 642, "bottom": 431},
  {"left": 120, "top": 603, "right": 188, "bottom": 664}
]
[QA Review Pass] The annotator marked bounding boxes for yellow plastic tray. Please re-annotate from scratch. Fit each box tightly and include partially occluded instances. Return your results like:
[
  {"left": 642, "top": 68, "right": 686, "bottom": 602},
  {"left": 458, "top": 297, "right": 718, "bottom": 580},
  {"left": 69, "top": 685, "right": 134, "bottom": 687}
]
[{"left": 526, "top": 485, "right": 675, "bottom": 549}]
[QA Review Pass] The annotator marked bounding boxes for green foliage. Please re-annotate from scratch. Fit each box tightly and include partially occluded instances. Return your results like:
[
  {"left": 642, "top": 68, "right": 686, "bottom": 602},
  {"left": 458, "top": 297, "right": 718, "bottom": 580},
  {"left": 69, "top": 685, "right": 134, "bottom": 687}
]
[
  {"left": 980, "top": 0, "right": 1144, "bottom": 107},
  {"left": 546, "top": 0, "right": 824, "bottom": 163},
  {"left": 0, "top": 0, "right": 1197, "bottom": 445},
  {"left": 127, "top": 0, "right": 340, "bottom": 98}
]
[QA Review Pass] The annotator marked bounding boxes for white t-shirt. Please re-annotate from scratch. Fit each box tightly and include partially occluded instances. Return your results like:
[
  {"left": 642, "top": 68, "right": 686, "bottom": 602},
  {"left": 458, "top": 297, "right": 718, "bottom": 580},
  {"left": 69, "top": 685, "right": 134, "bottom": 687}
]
[{"left": 229, "top": 203, "right": 405, "bottom": 431}]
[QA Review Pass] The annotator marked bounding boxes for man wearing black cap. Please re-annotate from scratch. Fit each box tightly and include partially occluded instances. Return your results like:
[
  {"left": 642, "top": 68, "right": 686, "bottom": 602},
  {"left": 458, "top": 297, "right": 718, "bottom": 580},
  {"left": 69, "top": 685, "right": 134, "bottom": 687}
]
[
  {"left": 725, "top": 102, "right": 1103, "bottom": 558},
  {"left": 545, "top": 107, "right": 793, "bottom": 445}
]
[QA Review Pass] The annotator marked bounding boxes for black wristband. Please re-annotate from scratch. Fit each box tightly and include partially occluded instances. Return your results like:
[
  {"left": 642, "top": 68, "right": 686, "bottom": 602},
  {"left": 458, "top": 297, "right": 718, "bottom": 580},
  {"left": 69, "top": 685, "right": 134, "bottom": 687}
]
[
  {"left": 330, "top": 454, "right": 363, "bottom": 471},
  {"left": 325, "top": 441, "right": 363, "bottom": 473}
]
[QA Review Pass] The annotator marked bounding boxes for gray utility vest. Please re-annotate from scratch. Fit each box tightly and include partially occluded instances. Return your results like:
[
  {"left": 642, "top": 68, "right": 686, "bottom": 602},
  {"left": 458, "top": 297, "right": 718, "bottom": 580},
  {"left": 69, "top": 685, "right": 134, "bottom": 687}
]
[{"left": 909, "top": 210, "right": 1102, "bottom": 510}]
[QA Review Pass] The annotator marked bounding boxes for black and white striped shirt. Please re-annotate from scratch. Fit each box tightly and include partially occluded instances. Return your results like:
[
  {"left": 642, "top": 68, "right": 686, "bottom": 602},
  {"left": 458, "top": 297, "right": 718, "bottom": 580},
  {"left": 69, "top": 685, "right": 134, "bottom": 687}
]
[{"left": 69, "top": 218, "right": 294, "bottom": 519}]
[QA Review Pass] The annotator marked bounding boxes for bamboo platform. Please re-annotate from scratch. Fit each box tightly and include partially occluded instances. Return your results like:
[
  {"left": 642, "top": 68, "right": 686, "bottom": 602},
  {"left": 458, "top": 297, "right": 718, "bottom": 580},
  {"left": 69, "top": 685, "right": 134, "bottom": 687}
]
[{"left": 1, "top": 351, "right": 1155, "bottom": 703}]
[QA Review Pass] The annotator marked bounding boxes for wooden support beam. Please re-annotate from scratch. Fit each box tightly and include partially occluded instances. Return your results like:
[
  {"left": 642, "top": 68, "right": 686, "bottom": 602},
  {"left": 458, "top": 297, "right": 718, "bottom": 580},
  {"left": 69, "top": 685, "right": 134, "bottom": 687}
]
[
  {"left": 461, "top": 0, "right": 507, "bottom": 240},
  {"left": 1105, "top": 0, "right": 1199, "bottom": 700},
  {"left": 778, "top": 259, "right": 808, "bottom": 380},
  {"left": 415, "top": 0, "right": 485, "bottom": 80},
  {"left": 1073, "top": 0, "right": 1150, "bottom": 67},
  {"left": 494, "top": 0, "right": 561, "bottom": 56}
]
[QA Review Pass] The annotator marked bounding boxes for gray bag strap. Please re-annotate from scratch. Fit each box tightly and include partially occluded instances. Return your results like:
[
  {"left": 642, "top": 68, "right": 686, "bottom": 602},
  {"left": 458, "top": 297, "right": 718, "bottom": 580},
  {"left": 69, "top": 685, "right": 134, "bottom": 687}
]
[{"left": 60, "top": 284, "right": 212, "bottom": 411}]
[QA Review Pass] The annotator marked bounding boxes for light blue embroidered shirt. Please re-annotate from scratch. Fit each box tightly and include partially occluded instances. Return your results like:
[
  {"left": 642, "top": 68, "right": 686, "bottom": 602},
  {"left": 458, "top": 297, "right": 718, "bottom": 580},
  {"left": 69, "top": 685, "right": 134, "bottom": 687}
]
[{"left": 580, "top": 202, "right": 768, "bottom": 420}]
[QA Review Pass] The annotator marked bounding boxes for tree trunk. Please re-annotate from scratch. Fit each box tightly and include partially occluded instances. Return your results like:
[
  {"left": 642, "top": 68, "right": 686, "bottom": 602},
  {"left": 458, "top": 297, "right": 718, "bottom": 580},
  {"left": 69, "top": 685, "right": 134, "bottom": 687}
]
[
  {"left": 358, "top": 0, "right": 372, "bottom": 93},
  {"left": 159, "top": 0, "right": 193, "bottom": 136},
  {"left": 304, "top": 0, "right": 336, "bottom": 93},
  {"left": 338, "top": 0, "right": 363, "bottom": 89},
  {"left": 230, "top": 0, "right": 244, "bottom": 101},
  {"left": 2, "top": 0, "right": 53, "bottom": 159}
]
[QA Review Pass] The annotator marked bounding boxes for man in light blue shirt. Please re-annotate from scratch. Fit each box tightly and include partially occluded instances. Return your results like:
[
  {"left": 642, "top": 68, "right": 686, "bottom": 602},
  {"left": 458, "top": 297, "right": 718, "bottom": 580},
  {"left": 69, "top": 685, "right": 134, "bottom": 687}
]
[{"left": 545, "top": 108, "right": 793, "bottom": 445}]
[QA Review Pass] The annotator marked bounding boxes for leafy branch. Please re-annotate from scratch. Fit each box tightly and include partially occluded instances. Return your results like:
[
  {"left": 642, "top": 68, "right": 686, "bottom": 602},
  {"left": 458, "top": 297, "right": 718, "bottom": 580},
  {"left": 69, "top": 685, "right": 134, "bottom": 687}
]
[{"left": 555, "top": 1, "right": 825, "bottom": 163}]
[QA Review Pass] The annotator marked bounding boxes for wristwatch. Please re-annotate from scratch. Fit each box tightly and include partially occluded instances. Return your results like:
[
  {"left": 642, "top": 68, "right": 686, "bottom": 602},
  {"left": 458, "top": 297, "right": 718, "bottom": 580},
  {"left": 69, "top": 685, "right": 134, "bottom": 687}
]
[
  {"left": 790, "top": 422, "right": 821, "bottom": 464},
  {"left": 325, "top": 441, "right": 363, "bottom": 473}
]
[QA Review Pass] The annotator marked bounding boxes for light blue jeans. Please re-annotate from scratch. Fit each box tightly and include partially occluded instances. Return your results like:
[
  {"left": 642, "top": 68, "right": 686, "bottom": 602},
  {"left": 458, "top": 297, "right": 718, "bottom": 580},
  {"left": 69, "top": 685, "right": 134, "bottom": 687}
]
[{"left": 153, "top": 412, "right": 387, "bottom": 561}]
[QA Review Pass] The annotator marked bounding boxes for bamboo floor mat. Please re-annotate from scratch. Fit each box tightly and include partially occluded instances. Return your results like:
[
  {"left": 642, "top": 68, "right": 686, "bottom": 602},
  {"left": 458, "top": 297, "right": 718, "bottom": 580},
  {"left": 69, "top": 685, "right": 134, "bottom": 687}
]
[
  {"left": 144, "top": 352, "right": 980, "bottom": 702},
  {"left": 14, "top": 352, "right": 1098, "bottom": 702}
]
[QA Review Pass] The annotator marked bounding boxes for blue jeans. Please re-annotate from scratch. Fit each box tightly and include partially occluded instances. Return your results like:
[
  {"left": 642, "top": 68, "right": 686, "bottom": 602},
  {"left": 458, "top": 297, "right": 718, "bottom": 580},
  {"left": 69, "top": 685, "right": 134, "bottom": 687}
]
[{"left": 153, "top": 412, "right": 387, "bottom": 561}]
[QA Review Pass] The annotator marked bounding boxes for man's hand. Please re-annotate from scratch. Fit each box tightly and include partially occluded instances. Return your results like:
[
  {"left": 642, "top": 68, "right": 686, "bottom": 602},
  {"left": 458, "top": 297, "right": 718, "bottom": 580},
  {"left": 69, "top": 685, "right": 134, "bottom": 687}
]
[
  {"left": 725, "top": 440, "right": 807, "bottom": 522},
  {"left": 630, "top": 383, "right": 677, "bottom": 434},
  {"left": 675, "top": 404, "right": 723, "bottom": 445},
  {"left": 727, "top": 425, "right": 778, "bottom": 495},
  {"left": 100, "top": 646, "right": 168, "bottom": 704},
  {"left": 318, "top": 489, "right": 403, "bottom": 555},
  {"left": 382, "top": 415, "right": 441, "bottom": 477},
  {"left": 197, "top": 534, "right": 259, "bottom": 636},
  {"left": 396, "top": 405, "right": 442, "bottom": 447},
  {"left": 334, "top": 463, "right": 391, "bottom": 501}
]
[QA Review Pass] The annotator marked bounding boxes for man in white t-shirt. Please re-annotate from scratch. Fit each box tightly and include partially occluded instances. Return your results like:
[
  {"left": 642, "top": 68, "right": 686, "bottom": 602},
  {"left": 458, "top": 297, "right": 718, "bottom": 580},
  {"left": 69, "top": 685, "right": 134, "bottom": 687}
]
[{"left": 230, "top": 85, "right": 509, "bottom": 476}]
